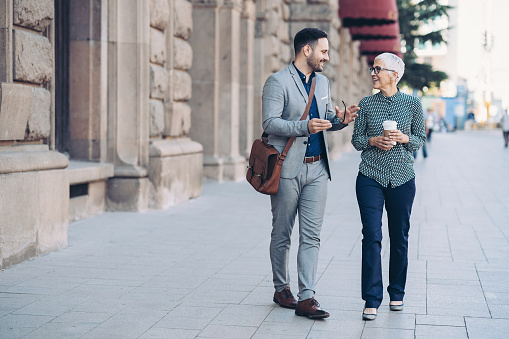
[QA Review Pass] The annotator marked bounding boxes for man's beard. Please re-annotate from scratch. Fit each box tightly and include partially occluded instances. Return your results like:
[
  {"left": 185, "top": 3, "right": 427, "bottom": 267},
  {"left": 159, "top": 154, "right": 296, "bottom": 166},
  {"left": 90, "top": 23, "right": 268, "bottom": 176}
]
[{"left": 307, "top": 53, "right": 324, "bottom": 72}]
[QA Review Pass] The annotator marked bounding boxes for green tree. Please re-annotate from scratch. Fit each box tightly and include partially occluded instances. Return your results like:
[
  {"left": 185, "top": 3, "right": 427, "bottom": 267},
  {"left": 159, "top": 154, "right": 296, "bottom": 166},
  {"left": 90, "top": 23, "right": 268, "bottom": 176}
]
[{"left": 397, "top": 0, "right": 452, "bottom": 91}]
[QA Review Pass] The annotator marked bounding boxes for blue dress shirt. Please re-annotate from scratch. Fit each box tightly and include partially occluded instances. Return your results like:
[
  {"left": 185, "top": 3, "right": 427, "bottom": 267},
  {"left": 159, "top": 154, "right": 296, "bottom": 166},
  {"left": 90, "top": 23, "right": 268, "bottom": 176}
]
[{"left": 293, "top": 64, "right": 326, "bottom": 157}]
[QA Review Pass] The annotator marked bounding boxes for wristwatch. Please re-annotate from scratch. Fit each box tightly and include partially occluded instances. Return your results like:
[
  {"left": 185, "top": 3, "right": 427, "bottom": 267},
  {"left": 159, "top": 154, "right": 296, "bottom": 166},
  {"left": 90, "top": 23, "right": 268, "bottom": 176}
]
[{"left": 333, "top": 117, "right": 345, "bottom": 124}]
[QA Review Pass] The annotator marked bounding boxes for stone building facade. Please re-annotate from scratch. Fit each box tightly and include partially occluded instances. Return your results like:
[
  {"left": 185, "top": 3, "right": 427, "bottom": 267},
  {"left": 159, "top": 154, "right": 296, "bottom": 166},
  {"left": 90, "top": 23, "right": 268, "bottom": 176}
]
[{"left": 0, "top": 0, "right": 371, "bottom": 268}]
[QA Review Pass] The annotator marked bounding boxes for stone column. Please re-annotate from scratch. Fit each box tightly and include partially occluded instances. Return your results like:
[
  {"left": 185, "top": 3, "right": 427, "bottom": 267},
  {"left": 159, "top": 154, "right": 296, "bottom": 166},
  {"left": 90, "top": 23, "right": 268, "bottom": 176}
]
[
  {"left": 338, "top": 28, "right": 352, "bottom": 105},
  {"left": 253, "top": 1, "right": 269, "bottom": 141},
  {"left": 239, "top": 0, "right": 255, "bottom": 158},
  {"left": 0, "top": 0, "right": 69, "bottom": 268},
  {"left": 106, "top": 0, "right": 151, "bottom": 211},
  {"left": 349, "top": 40, "right": 362, "bottom": 104},
  {"left": 0, "top": 1, "right": 13, "bottom": 84},
  {"left": 253, "top": 0, "right": 289, "bottom": 142},
  {"left": 68, "top": 0, "right": 108, "bottom": 162},
  {"left": 147, "top": 0, "right": 203, "bottom": 209},
  {"left": 287, "top": 0, "right": 339, "bottom": 90},
  {"left": 288, "top": 0, "right": 351, "bottom": 160},
  {"left": 328, "top": 26, "right": 353, "bottom": 159},
  {"left": 189, "top": 0, "right": 245, "bottom": 181},
  {"left": 359, "top": 55, "right": 372, "bottom": 98}
]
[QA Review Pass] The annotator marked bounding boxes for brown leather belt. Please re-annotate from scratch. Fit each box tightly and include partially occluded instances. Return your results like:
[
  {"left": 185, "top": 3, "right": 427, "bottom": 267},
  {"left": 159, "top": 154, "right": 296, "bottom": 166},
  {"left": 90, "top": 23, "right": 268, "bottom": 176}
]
[{"left": 304, "top": 154, "right": 323, "bottom": 163}]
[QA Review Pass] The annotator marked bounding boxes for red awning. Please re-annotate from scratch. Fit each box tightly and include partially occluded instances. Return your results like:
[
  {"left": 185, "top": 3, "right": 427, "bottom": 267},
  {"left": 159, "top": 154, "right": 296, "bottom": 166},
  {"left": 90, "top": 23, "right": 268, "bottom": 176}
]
[
  {"left": 349, "top": 22, "right": 400, "bottom": 40},
  {"left": 359, "top": 38, "right": 402, "bottom": 61},
  {"left": 364, "top": 54, "right": 378, "bottom": 65},
  {"left": 339, "top": 0, "right": 398, "bottom": 27}
]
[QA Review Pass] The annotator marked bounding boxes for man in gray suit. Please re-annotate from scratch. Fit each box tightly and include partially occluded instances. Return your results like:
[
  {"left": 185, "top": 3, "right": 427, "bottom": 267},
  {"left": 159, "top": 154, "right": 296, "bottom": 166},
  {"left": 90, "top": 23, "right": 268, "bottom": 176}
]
[{"left": 263, "top": 28, "right": 359, "bottom": 319}]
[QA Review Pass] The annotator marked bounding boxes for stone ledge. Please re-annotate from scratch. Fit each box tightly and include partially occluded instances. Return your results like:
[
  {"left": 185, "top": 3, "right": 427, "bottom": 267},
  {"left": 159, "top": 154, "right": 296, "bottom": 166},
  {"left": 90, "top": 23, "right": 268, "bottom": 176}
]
[
  {"left": 0, "top": 151, "right": 68, "bottom": 174},
  {"left": 149, "top": 138, "right": 203, "bottom": 157},
  {"left": 67, "top": 160, "right": 114, "bottom": 185},
  {"left": 0, "top": 145, "right": 48, "bottom": 152},
  {"left": 114, "top": 165, "right": 148, "bottom": 178}
]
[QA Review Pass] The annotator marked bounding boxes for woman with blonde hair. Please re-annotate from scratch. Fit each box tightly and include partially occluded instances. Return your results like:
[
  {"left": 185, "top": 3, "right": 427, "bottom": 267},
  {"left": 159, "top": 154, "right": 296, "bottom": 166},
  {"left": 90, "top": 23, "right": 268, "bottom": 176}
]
[{"left": 351, "top": 53, "right": 426, "bottom": 320}]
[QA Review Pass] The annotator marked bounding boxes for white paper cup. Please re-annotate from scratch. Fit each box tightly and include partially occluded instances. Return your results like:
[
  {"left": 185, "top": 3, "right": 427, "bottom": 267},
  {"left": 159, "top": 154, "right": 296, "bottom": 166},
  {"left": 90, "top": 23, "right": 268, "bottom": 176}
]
[{"left": 383, "top": 120, "right": 397, "bottom": 145}]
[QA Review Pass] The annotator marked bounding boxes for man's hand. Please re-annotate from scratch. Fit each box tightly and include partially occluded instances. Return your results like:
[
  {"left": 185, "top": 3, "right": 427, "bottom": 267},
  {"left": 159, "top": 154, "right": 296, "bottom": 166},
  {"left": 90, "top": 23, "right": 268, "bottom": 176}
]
[
  {"left": 335, "top": 104, "right": 360, "bottom": 124},
  {"left": 389, "top": 130, "right": 410, "bottom": 144},
  {"left": 308, "top": 118, "right": 332, "bottom": 134},
  {"left": 369, "top": 136, "right": 395, "bottom": 151}
]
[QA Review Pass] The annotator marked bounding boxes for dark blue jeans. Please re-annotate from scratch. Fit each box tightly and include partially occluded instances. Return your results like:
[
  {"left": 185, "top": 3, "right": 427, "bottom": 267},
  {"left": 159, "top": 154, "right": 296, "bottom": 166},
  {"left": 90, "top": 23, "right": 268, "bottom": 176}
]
[{"left": 356, "top": 173, "right": 416, "bottom": 309}]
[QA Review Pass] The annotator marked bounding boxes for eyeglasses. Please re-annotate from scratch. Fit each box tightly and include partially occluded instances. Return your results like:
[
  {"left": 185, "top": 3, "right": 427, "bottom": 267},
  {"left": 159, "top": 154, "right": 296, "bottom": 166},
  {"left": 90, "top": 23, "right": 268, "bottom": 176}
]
[
  {"left": 335, "top": 101, "right": 347, "bottom": 124},
  {"left": 369, "top": 66, "right": 396, "bottom": 75}
]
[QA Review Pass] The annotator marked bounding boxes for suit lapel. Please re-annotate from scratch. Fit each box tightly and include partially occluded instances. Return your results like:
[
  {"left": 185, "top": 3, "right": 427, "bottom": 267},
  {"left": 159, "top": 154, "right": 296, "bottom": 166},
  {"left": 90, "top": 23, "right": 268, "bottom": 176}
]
[{"left": 289, "top": 64, "right": 308, "bottom": 103}]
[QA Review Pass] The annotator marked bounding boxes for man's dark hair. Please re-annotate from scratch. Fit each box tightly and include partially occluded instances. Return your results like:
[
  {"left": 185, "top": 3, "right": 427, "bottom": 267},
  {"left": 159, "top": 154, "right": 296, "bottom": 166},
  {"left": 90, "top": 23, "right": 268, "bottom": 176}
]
[{"left": 294, "top": 28, "right": 328, "bottom": 56}]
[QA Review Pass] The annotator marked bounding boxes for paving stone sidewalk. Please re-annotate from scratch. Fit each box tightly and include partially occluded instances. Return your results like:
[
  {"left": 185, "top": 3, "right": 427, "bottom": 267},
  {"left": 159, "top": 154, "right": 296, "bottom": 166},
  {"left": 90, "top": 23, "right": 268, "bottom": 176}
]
[{"left": 1, "top": 129, "right": 509, "bottom": 339}]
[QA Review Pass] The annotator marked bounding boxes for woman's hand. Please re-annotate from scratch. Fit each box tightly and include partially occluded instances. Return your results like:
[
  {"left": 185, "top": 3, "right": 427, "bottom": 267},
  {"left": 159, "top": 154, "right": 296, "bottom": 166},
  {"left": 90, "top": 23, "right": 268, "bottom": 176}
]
[
  {"left": 335, "top": 104, "right": 360, "bottom": 124},
  {"left": 369, "top": 136, "right": 395, "bottom": 150},
  {"left": 389, "top": 130, "right": 410, "bottom": 144}
]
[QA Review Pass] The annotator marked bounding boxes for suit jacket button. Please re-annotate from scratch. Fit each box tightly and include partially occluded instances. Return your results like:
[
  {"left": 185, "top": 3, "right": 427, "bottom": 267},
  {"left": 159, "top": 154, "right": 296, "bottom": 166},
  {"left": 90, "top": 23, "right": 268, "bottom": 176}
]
[{"left": 303, "top": 141, "right": 308, "bottom": 144}]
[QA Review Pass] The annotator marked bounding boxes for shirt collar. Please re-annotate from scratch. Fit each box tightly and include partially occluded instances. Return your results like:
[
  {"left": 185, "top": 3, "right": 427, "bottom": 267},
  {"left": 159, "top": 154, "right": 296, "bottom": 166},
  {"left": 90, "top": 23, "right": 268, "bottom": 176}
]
[
  {"left": 376, "top": 88, "right": 403, "bottom": 102},
  {"left": 293, "top": 62, "right": 316, "bottom": 84}
]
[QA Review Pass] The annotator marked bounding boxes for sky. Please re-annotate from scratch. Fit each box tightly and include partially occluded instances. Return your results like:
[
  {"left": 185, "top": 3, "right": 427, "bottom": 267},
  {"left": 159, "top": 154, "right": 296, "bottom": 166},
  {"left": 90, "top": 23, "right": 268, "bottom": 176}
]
[
  {"left": 455, "top": 0, "right": 509, "bottom": 113},
  {"left": 415, "top": 0, "right": 509, "bottom": 118}
]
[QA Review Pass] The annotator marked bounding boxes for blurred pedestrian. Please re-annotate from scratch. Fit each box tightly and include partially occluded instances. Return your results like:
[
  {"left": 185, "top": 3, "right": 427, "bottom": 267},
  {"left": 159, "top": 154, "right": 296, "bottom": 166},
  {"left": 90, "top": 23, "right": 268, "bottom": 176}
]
[
  {"left": 501, "top": 109, "right": 509, "bottom": 148},
  {"left": 438, "top": 116, "right": 449, "bottom": 132},
  {"left": 262, "top": 27, "right": 359, "bottom": 320},
  {"left": 425, "top": 109, "right": 434, "bottom": 143},
  {"left": 351, "top": 53, "right": 426, "bottom": 321},
  {"left": 414, "top": 111, "right": 429, "bottom": 159}
]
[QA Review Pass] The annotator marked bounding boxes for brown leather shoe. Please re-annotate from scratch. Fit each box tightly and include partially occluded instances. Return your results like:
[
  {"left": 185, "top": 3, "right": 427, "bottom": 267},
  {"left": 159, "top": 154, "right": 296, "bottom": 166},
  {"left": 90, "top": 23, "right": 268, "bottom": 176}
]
[
  {"left": 295, "top": 297, "right": 330, "bottom": 319},
  {"left": 273, "top": 287, "right": 298, "bottom": 309}
]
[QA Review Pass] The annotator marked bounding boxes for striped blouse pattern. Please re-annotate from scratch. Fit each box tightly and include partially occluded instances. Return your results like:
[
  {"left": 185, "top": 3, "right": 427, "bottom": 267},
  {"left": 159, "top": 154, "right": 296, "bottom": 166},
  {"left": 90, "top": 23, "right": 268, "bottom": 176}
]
[{"left": 351, "top": 90, "right": 426, "bottom": 188}]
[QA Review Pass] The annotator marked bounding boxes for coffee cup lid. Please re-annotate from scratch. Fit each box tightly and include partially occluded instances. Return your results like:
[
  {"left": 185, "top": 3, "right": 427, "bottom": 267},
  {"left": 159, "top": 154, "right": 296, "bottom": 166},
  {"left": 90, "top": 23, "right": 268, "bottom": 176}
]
[{"left": 383, "top": 120, "right": 397, "bottom": 129}]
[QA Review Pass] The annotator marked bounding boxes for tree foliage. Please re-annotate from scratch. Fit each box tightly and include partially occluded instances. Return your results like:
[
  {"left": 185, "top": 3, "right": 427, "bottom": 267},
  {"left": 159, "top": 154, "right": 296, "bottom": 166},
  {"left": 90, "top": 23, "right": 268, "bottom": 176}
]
[
  {"left": 403, "top": 63, "right": 448, "bottom": 90},
  {"left": 397, "top": 0, "right": 452, "bottom": 90}
]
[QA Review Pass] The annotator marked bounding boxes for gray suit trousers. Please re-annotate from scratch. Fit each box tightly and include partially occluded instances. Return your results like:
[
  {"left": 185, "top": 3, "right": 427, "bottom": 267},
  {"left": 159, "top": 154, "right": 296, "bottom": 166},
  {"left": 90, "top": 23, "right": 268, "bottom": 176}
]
[{"left": 270, "top": 159, "right": 328, "bottom": 301}]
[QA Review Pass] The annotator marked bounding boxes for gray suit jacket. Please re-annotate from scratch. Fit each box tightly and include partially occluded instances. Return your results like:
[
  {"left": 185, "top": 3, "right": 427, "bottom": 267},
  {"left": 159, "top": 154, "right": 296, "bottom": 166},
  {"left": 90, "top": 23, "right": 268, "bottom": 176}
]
[{"left": 262, "top": 63, "right": 347, "bottom": 179}]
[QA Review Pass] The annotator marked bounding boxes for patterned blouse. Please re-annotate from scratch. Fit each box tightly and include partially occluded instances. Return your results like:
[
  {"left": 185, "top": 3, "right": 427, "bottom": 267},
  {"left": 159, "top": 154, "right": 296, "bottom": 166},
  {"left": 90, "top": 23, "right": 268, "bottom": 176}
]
[{"left": 351, "top": 89, "right": 426, "bottom": 188}]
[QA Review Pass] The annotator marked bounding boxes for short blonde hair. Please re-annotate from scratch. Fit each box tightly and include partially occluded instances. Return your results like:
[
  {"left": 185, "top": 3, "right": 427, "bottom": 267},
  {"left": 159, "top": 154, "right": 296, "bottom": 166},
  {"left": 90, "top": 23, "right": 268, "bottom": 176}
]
[{"left": 374, "top": 53, "right": 405, "bottom": 84}]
